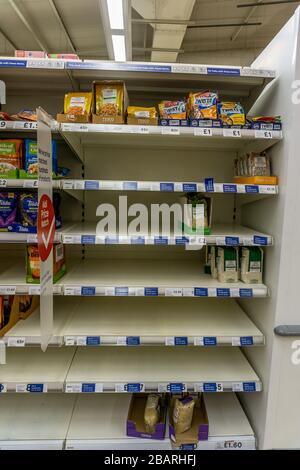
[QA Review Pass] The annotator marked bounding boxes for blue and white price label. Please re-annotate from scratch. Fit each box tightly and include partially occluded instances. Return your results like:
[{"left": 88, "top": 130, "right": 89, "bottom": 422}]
[
  {"left": 217, "top": 288, "right": 230, "bottom": 297},
  {"left": 223, "top": 184, "right": 237, "bottom": 193},
  {"left": 204, "top": 178, "right": 214, "bottom": 192},
  {"left": 84, "top": 181, "right": 99, "bottom": 190},
  {"left": 81, "top": 286, "right": 96, "bottom": 296},
  {"left": 81, "top": 383, "right": 103, "bottom": 393},
  {"left": 253, "top": 235, "right": 268, "bottom": 246},
  {"left": 243, "top": 382, "right": 258, "bottom": 392},
  {"left": 86, "top": 336, "right": 101, "bottom": 346},
  {"left": 167, "top": 383, "right": 186, "bottom": 393},
  {"left": 232, "top": 336, "right": 254, "bottom": 346},
  {"left": 16, "top": 383, "right": 47, "bottom": 393},
  {"left": 160, "top": 182, "right": 174, "bottom": 192},
  {"left": 123, "top": 181, "right": 138, "bottom": 191},
  {"left": 126, "top": 336, "right": 140, "bottom": 346},
  {"left": 165, "top": 336, "right": 188, "bottom": 346},
  {"left": 115, "top": 287, "right": 129, "bottom": 296},
  {"left": 182, "top": 183, "right": 197, "bottom": 192},
  {"left": 203, "top": 382, "right": 223, "bottom": 392},
  {"left": 116, "top": 383, "right": 144, "bottom": 393},
  {"left": 144, "top": 287, "right": 158, "bottom": 296},
  {"left": 81, "top": 235, "right": 96, "bottom": 244}
]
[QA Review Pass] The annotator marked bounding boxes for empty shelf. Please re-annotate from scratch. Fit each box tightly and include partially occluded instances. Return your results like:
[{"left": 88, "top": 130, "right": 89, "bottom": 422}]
[{"left": 65, "top": 347, "right": 261, "bottom": 393}]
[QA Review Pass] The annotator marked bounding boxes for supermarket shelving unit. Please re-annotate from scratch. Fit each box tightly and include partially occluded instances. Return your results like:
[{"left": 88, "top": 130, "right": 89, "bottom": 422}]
[{"left": 1, "top": 7, "right": 300, "bottom": 450}]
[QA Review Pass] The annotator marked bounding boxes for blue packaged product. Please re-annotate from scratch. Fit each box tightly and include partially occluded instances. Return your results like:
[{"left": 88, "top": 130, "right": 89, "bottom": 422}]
[
  {"left": 0, "top": 192, "right": 18, "bottom": 230},
  {"left": 24, "top": 139, "right": 58, "bottom": 176}
]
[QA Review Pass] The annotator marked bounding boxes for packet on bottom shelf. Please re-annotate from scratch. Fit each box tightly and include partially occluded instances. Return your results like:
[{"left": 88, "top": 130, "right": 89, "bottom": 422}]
[
  {"left": 127, "top": 394, "right": 167, "bottom": 440},
  {"left": 169, "top": 394, "right": 209, "bottom": 449}
]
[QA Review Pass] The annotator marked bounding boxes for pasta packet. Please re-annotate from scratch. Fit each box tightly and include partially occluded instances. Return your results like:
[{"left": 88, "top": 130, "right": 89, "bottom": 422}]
[{"left": 188, "top": 91, "right": 218, "bottom": 119}]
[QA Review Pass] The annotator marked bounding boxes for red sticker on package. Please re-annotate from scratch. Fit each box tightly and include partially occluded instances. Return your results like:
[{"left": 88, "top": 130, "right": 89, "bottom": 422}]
[{"left": 37, "top": 194, "right": 55, "bottom": 261}]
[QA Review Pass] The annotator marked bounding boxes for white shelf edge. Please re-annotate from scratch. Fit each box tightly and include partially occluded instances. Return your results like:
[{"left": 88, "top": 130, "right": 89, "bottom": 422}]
[{"left": 61, "top": 179, "right": 278, "bottom": 195}]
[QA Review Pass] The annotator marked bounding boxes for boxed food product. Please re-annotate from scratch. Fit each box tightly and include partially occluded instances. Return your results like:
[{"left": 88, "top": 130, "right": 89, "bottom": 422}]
[
  {"left": 181, "top": 193, "right": 212, "bottom": 235},
  {"left": 26, "top": 243, "right": 66, "bottom": 284},
  {"left": 248, "top": 115, "right": 282, "bottom": 131},
  {"left": 158, "top": 100, "right": 187, "bottom": 120},
  {"left": 233, "top": 152, "right": 278, "bottom": 185},
  {"left": 19, "top": 139, "right": 58, "bottom": 178},
  {"left": 10, "top": 110, "right": 37, "bottom": 122},
  {"left": 169, "top": 394, "right": 209, "bottom": 449},
  {"left": 217, "top": 247, "right": 239, "bottom": 283},
  {"left": 127, "top": 106, "right": 158, "bottom": 125},
  {"left": 144, "top": 394, "right": 160, "bottom": 433},
  {"left": 15, "top": 50, "right": 47, "bottom": 58},
  {"left": 57, "top": 92, "right": 92, "bottom": 123},
  {"left": 188, "top": 91, "right": 218, "bottom": 120},
  {"left": 93, "top": 81, "right": 128, "bottom": 124},
  {"left": 240, "top": 247, "right": 263, "bottom": 284},
  {"left": 0, "top": 295, "right": 39, "bottom": 337},
  {"left": 0, "top": 139, "right": 23, "bottom": 178},
  {"left": 126, "top": 394, "right": 167, "bottom": 440},
  {"left": 0, "top": 192, "right": 18, "bottom": 231},
  {"left": 218, "top": 102, "right": 246, "bottom": 127}
]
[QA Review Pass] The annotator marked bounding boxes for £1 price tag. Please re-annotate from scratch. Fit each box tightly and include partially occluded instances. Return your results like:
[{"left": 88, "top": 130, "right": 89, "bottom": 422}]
[
  {"left": 194, "top": 127, "right": 212, "bottom": 137},
  {"left": 255, "top": 130, "right": 273, "bottom": 139},
  {"left": 223, "top": 128, "right": 241, "bottom": 138}
]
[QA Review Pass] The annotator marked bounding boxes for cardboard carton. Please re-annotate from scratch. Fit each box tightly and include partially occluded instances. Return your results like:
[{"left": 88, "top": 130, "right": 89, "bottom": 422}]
[
  {"left": 0, "top": 295, "right": 39, "bottom": 337},
  {"left": 127, "top": 394, "right": 167, "bottom": 440},
  {"left": 92, "top": 80, "right": 128, "bottom": 124},
  {"left": 56, "top": 113, "right": 91, "bottom": 124},
  {"left": 169, "top": 394, "right": 209, "bottom": 448}
]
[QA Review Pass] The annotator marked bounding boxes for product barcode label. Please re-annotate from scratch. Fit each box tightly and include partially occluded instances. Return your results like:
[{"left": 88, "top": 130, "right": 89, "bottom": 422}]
[
  {"left": 16, "top": 383, "right": 47, "bottom": 393},
  {"left": 194, "top": 127, "right": 213, "bottom": 137},
  {"left": 165, "top": 336, "right": 188, "bottom": 346},
  {"left": 223, "top": 129, "right": 241, "bottom": 138},
  {"left": 64, "top": 286, "right": 81, "bottom": 296},
  {"left": 7, "top": 337, "right": 25, "bottom": 347},
  {"left": 115, "top": 383, "right": 144, "bottom": 392}
]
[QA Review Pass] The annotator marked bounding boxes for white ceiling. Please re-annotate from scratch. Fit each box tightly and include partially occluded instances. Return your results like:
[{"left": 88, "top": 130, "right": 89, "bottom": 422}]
[{"left": 0, "top": 0, "right": 298, "bottom": 65}]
